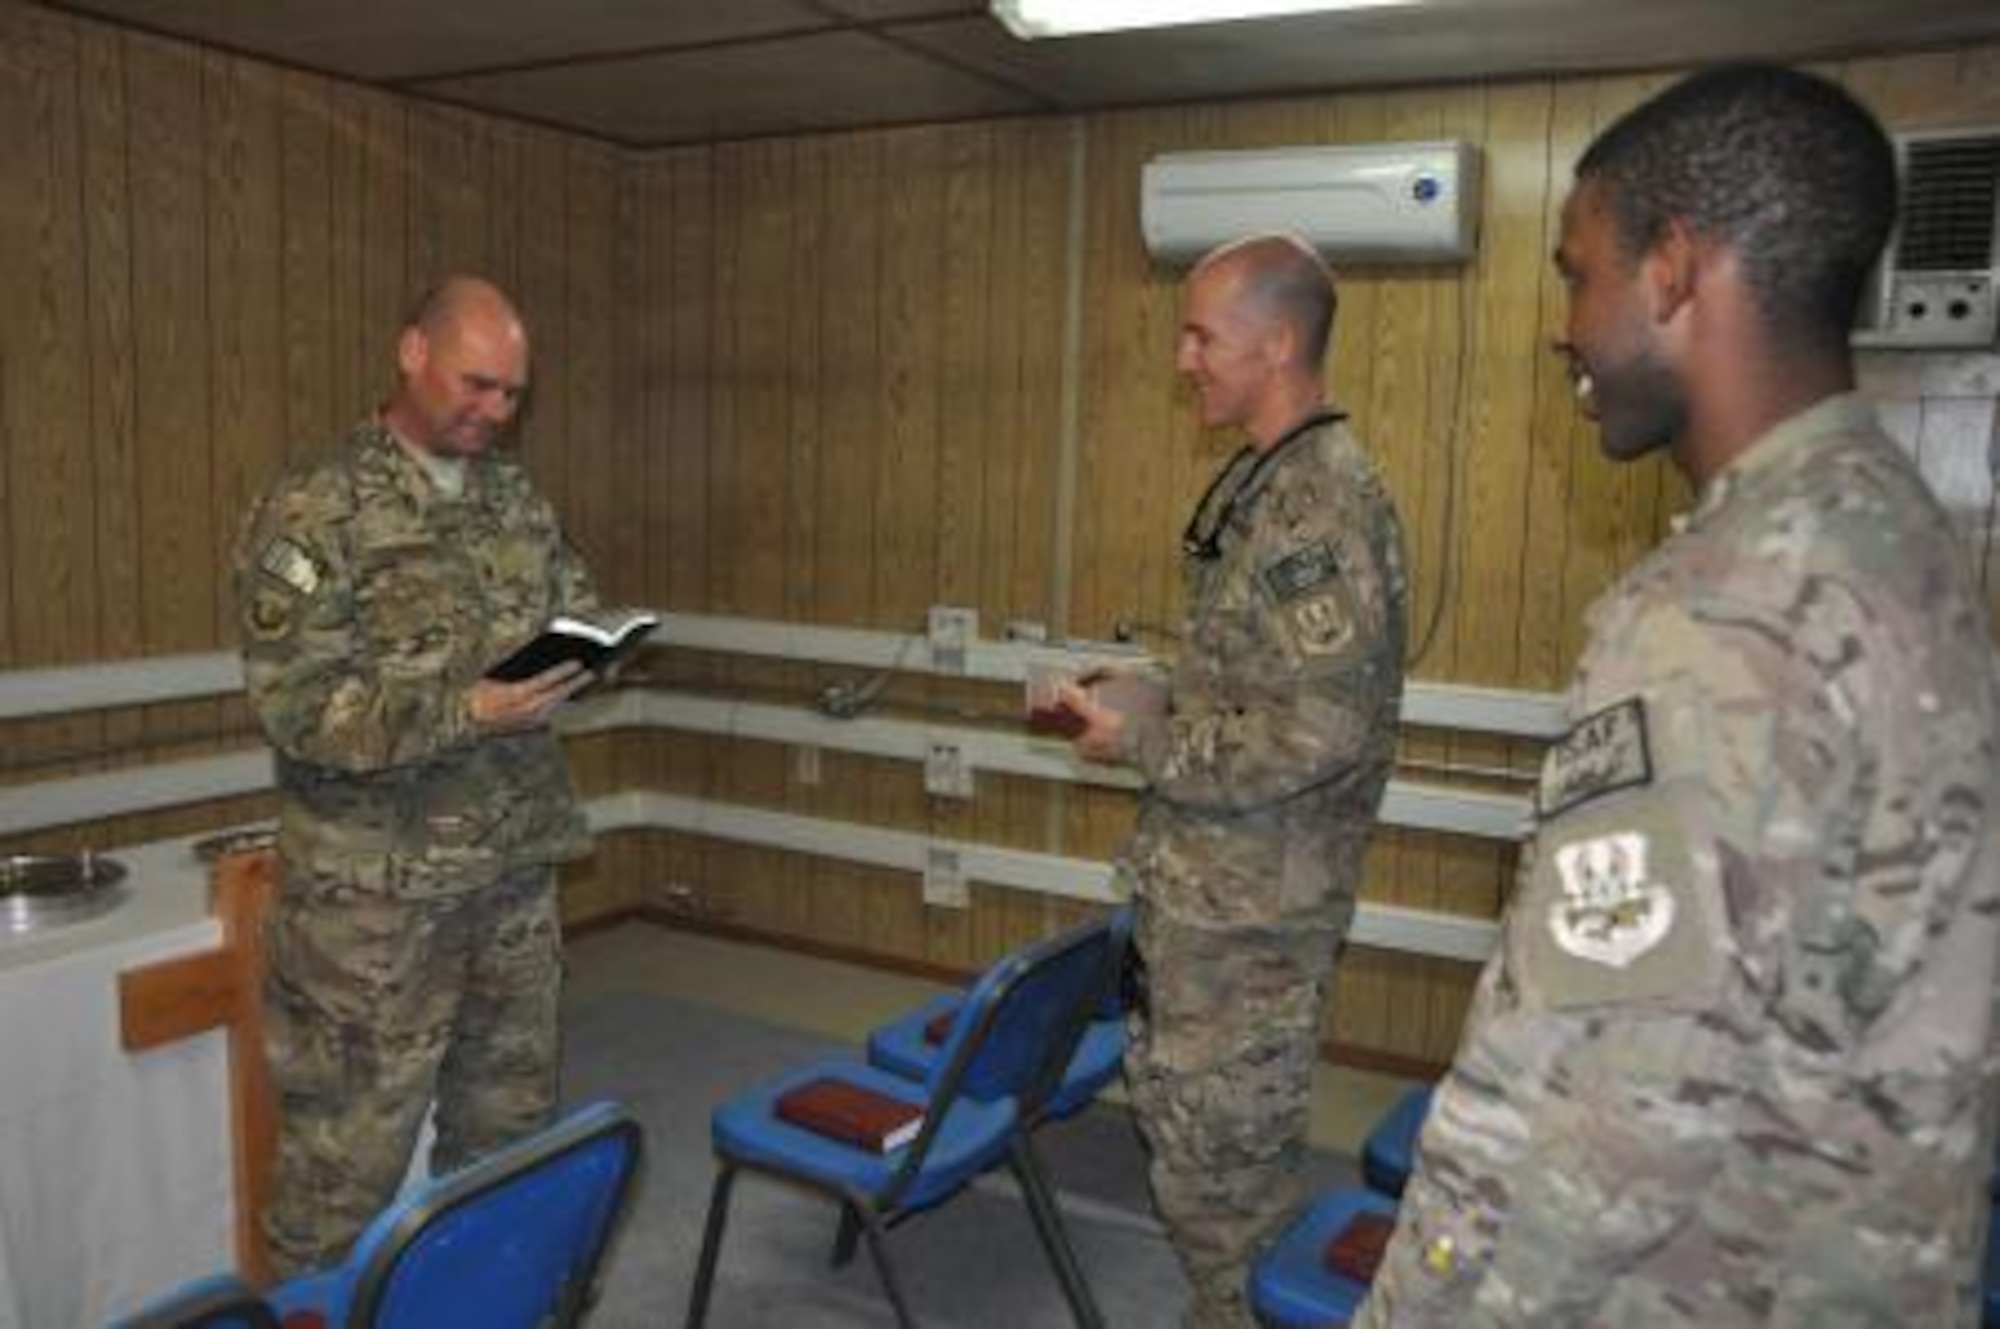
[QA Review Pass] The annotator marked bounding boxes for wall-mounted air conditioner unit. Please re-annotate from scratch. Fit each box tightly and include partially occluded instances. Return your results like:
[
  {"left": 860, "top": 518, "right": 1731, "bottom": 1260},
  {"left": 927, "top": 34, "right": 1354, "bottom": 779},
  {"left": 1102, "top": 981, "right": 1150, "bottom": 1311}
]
[
  {"left": 1140, "top": 140, "right": 1481, "bottom": 266},
  {"left": 1853, "top": 127, "right": 2000, "bottom": 350}
]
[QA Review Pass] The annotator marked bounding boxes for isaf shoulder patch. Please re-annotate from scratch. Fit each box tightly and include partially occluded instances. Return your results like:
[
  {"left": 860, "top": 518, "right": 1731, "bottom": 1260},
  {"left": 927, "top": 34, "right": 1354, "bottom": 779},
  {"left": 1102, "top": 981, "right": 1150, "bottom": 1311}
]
[
  {"left": 1262, "top": 540, "right": 1340, "bottom": 602},
  {"left": 257, "top": 537, "right": 323, "bottom": 596},
  {"left": 1538, "top": 696, "right": 1652, "bottom": 819}
]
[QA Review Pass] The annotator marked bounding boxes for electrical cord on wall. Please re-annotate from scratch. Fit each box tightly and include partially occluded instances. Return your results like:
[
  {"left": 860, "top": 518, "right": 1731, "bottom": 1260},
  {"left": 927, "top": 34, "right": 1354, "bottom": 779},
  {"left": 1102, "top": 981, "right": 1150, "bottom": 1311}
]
[
  {"left": 1403, "top": 270, "right": 1478, "bottom": 671},
  {"left": 814, "top": 620, "right": 924, "bottom": 719}
]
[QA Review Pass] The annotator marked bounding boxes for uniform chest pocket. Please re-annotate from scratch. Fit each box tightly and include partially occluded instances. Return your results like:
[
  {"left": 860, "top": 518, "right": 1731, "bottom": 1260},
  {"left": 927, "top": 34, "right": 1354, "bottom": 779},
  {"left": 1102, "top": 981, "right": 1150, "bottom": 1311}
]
[{"left": 353, "top": 534, "right": 465, "bottom": 657}]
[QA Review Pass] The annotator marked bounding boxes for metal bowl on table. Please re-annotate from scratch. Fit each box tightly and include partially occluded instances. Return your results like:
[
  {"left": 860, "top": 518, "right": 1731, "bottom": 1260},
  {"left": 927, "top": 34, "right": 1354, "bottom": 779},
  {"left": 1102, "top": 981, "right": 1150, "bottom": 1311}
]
[{"left": 0, "top": 852, "right": 129, "bottom": 936}]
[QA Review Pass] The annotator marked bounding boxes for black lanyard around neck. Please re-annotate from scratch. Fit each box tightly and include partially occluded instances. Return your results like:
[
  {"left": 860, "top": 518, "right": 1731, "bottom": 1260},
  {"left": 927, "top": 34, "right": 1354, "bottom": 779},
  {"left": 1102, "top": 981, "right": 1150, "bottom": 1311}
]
[{"left": 1180, "top": 408, "right": 1345, "bottom": 561}]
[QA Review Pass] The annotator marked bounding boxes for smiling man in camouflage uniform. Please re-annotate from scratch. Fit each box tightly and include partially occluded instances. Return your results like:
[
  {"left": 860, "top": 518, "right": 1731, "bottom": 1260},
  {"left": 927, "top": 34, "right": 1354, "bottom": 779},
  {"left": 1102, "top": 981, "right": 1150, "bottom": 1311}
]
[
  {"left": 1063, "top": 234, "right": 1408, "bottom": 1327},
  {"left": 234, "top": 277, "right": 601, "bottom": 1273},
  {"left": 1358, "top": 66, "right": 2000, "bottom": 1327}
]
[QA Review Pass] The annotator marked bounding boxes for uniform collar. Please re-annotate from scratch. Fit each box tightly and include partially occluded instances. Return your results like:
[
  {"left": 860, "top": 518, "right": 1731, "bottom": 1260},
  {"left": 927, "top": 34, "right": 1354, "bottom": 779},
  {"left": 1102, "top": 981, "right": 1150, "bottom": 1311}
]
[
  {"left": 1182, "top": 407, "right": 1345, "bottom": 560},
  {"left": 1682, "top": 392, "right": 1878, "bottom": 533}
]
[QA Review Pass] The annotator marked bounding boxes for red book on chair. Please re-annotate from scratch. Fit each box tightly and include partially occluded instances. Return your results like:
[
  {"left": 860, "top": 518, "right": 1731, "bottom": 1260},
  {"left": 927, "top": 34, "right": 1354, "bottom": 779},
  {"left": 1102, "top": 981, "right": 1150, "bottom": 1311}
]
[
  {"left": 774, "top": 1077, "right": 925, "bottom": 1153},
  {"left": 1323, "top": 1212, "right": 1396, "bottom": 1282}
]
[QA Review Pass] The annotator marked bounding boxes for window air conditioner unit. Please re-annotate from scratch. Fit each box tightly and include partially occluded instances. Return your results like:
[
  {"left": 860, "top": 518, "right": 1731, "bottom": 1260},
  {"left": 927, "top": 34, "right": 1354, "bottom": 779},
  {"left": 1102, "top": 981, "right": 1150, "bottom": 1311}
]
[
  {"left": 1140, "top": 140, "right": 1481, "bottom": 266},
  {"left": 1853, "top": 127, "right": 2000, "bottom": 350}
]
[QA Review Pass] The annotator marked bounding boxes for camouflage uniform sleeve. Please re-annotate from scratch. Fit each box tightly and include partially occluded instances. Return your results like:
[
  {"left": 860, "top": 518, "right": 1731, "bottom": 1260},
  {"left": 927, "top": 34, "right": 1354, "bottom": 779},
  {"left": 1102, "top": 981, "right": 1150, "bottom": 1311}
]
[
  {"left": 234, "top": 472, "right": 480, "bottom": 775},
  {"left": 1123, "top": 476, "right": 1401, "bottom": 812},
  {"left": 1379, "top": 590, "right": 1868, "bottom": 1320},
  {"left": 549, "top": 524, "right": 602, "bottom": 620}
]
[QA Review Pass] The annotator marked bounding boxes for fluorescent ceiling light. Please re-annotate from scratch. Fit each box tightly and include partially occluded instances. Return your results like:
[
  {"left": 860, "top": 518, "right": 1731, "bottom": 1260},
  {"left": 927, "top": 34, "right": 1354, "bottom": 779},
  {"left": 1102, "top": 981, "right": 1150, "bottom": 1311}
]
[{"left": 992, "top": 0, "right": 1417, "bottom": 40}]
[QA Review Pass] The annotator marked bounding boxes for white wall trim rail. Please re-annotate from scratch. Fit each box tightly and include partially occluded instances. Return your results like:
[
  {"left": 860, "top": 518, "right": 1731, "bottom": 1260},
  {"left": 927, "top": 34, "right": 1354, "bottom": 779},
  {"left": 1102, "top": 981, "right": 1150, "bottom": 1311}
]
[
  {"left": 589, "top": 790, "right": 1501, "bottom": 963},
  {"left": 0, "top": 688, "right": 1529, "bottom": 844},
  {"left": 0, "top": 610, "right": 1570, "bottom": 737}
]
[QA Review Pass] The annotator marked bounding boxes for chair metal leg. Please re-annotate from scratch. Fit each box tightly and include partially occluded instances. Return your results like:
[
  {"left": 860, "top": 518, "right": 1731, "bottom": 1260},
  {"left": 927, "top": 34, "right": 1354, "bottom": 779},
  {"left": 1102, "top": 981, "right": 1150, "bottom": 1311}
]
[
  {"left": 830, "top": 1200, "right": 863, "bottom": 1268},
  {"left": 684, "top": 1163, "right": 739, "bottom": 1329},
  {"left": 1010, "top": 1137, "right": 1105, "bottom": 1329},
  {"left": 855, "top": 1205, "right": 922, "bottom": 1329}
]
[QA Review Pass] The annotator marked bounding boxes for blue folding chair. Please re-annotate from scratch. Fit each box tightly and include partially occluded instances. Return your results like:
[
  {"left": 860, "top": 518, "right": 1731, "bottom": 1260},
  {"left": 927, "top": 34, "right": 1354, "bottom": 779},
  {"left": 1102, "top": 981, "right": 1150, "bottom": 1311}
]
[
  {"left": 687, "top": 916, "right": 1123, "bottom": 1328},
  {"left": 1360, "top": 1084, "right": 1433, "bottom": 1199},
  {"left": 1248, "top": 1186, "right": 1399, "bottom": 1329},
  {"left": 866, "top": 906, "right": 1132, "bottom": 1121},
  {"left": 112, "top": 1274, "right": 280, "bottom": 1329},
  {"left": 114, "top": 1100, "right": 643, "bottom": 1329}
]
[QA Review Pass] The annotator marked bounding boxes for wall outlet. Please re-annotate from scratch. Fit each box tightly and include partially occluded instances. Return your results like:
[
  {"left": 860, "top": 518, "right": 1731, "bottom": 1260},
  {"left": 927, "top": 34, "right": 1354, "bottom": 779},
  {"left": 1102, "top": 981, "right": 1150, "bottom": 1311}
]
[
  {"left": 924, "top": 741, "right": 975, "bottom": 800},
  {"left": 927, "top": 604, "right": 978, "bottom": 674},
  {"left": 793, "top": 743, "right": 822, "bottom": 786},
  {"left": 923, "top": 846, "right": 969, "bottom": 909}
]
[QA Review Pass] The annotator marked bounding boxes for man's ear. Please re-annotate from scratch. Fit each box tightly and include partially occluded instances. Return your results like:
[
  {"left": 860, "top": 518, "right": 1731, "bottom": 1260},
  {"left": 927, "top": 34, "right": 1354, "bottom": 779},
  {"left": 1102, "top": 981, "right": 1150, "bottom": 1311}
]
[
  {"left": 396, "top": 326, "right": 428, "bottom": 377},
  {"left": 1643, "top": 217, "right": 1700, "bottom": 326}
]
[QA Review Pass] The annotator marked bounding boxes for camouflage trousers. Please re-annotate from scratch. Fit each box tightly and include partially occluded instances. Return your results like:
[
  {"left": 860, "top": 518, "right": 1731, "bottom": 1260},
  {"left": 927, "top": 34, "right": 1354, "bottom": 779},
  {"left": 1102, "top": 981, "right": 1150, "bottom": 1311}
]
[
  {"left": 261, "top": 860, "right": 563, "bottom": 1274},
  {"left": 1125, "top": 906, "right": 1340, "bottom": 1329}
]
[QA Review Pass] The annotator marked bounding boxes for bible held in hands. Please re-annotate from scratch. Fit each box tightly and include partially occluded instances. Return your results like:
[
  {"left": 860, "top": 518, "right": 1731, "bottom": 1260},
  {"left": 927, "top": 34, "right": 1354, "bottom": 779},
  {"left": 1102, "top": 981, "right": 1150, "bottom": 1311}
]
[
  {"left": 773, "top": 1077, "right": 926, "bottom": 1153},
  {"left": 485, "top": 610, "right": 660, "bottom": 683}
]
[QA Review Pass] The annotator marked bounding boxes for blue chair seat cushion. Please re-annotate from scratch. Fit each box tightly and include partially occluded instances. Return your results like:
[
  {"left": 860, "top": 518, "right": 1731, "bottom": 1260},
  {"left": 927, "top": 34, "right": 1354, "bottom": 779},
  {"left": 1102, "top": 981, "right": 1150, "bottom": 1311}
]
[
  {"left": 712, "top": 1059, "right": 1019, "bottom": 1212},
  {"left": 1250, "top": 1188, "right": 1400, "bottom": 1329},
  {"left": 1361, "top": 1086, "right": 1432, "bottom": 1199}
]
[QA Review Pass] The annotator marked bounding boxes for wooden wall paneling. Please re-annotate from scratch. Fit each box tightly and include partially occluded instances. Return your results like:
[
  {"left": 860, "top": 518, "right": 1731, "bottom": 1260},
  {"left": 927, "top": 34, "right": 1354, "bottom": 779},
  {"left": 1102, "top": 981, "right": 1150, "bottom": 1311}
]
[
  {"left": 1425, "top": 82, "right": 1537, "bottom": 1060},
  {"left": 201, "top": 49, "right": 285, "bottom": 775},
  {"left": 708, "top": 137, "right": 797, "bottom": 935},
  {"left": 0, "top": 11, "right": 105, "bottom": 802},
  {"left": 321, "top": 81, "right": 371, "bottom": 446},
  {"left": 202, "top": 49, "right": 284, "bottom": 636},
  {"left": 353, "top": 86, "right": 408, "bottom": 436},
  {"left": 0, "top": 17, "right": 91, "bottom": 633},
  {"left": 776, "top": 136, "right": 828, "bottom": 940},
  {"left": 1060, "top": 106, "right": 1192, "bottom": 888},
  {"left": 514, "top": 130, "right": 571, "bottom": 515},
  {"left": 1349, "top": 88, "right": 1457, "bottom": 1057},
  {"left": 558, "top": 141, "right": 624, "bottom": 922},
  {"left": 972, "top": 119, "right": 1072, "bottom": 958},
  {"left": 656, "top": 146, "right": 716, "bottom": 919},
  {"left": 603, "top": 155, "right": 650, "bottom": 815},
  {"left": 803, "top": 131, "right": 885, "bottom": 951},
  {"left": 923, "top": 122, "right": 1000, "bottom": 970},
  {"left": 872, "top": 125, "right": 953, "bottom": 963},
  {"left": 277, "top": 70, "right": 339, "bottom": 453},
  {"left": 404, "top": 104, "right": 492, "bottom": 290},
  {"left": 1314, "top": 90, "right": 1405, "bottom": 1058},
  {"left": 125, "top": 28, "right": 221, "bottom": 791},
  {"left": 73, "top": 20, "right": 143, "bottom": 788}
]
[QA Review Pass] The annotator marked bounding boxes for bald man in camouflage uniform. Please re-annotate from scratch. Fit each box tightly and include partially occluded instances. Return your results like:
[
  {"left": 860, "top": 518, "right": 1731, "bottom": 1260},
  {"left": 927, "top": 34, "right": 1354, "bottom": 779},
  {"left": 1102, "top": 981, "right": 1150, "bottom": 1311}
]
[
  {"left": 235, "top": 277, "right": 600, "bottom": 1273},
  {"left": 1064, "top": 235, "right": 1407, "bottom": 1328},
  {"left": 1358, "top": 67, "right": 2000, "bottom": 1327}
]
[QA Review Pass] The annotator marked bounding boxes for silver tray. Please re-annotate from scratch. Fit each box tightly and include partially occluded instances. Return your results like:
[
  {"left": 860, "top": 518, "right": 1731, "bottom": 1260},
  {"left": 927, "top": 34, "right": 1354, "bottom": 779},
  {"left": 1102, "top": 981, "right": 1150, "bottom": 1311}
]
[{"left": 1, "top": 852, "right": 128, "bottom": 936}]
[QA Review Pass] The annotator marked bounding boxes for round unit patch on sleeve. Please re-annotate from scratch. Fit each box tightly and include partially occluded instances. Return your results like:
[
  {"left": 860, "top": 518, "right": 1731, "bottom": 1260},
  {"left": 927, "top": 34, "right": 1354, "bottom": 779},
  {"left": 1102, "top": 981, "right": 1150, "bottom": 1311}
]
[{"left": 1514, "top": 789, "right": 1724, "bottom": 1011}]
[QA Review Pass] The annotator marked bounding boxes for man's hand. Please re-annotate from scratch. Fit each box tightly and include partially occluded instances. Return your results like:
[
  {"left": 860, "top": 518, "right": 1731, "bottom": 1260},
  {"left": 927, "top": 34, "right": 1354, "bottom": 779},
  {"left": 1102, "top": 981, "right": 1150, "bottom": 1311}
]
[
  {"left": 468, "top": 661, "right": 592, "bottom": 733},
  {"left": 1058, "top": 679, "right": 1127, "bottom": 764}
]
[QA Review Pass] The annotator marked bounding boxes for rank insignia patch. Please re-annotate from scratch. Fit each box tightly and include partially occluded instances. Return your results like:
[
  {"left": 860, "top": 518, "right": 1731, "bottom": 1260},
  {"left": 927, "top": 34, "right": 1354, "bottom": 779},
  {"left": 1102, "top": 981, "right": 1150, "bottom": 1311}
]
[
  {"left": 1262, "top": 541, "right": 1340, "bottom": 602},
  {"left": 258, "top": 538, "right": 322, "bottom": 597},
  {"left": 1538, "top": 696, "right": 1651, "bottom": 819}
]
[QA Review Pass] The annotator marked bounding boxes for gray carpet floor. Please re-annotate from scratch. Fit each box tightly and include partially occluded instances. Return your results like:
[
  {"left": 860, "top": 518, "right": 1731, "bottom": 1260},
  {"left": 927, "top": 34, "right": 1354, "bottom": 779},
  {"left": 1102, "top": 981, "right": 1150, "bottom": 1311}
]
[{"left": 561, "top": 989, "right": 1359, "bottom": 1328}]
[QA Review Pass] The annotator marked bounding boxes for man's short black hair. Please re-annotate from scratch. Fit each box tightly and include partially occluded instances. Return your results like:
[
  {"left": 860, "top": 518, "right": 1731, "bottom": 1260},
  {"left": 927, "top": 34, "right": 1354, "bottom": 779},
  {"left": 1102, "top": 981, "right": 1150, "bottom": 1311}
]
[{"left": 1577, "top": 64, "right": 1898, "bottom": 352}]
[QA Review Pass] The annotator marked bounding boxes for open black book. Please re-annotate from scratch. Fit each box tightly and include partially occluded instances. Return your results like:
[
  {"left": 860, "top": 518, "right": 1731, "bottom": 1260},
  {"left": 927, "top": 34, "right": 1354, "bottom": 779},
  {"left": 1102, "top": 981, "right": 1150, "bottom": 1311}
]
[{"left": 485, "top": 609, "right": 660, "bottom": 683}]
